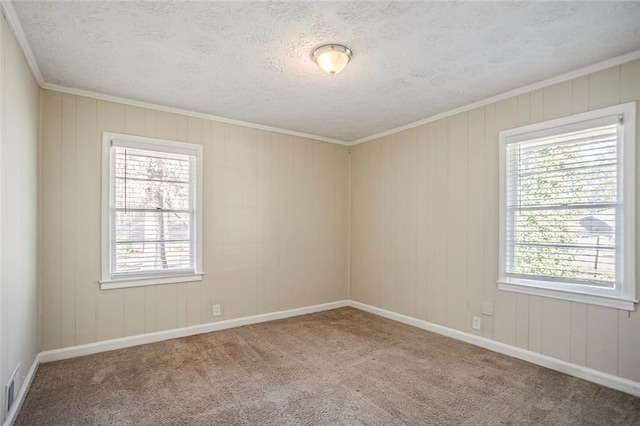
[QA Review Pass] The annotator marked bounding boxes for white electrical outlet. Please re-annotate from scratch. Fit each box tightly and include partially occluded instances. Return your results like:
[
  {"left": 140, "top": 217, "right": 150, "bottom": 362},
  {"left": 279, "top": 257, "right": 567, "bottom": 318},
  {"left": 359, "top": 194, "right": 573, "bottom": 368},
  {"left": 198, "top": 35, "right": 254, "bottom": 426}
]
[
  {"left": 472, "top": 316, "right": 481, "bottom": 331},
  {"left": 213, "top": 304, "right": 221, "bottom": 317}
]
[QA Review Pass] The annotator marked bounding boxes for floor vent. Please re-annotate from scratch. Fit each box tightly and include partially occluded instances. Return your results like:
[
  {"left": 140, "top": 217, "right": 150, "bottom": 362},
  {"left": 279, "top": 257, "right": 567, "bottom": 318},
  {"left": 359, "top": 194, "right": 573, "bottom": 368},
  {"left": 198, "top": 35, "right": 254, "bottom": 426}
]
[{"left": 6, "top": 364, "right": 20, "bottom": 416}]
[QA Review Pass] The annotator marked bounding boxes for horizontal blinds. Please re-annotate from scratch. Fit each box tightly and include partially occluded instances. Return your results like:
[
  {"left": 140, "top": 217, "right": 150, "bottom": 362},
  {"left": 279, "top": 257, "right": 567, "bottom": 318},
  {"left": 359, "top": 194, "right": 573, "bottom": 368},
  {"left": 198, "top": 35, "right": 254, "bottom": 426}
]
[
  {"left": 111, "top": 146, "right": 195, "bottom": 277},
  {"left": 505, "top": 123, "right": 618, "bottom": 287}
]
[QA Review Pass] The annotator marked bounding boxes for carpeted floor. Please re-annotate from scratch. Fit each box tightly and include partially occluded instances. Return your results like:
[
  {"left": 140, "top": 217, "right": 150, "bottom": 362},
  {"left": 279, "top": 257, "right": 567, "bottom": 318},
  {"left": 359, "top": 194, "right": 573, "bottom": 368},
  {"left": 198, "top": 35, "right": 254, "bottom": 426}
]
[{"left": 16, "top": 307, "right": 640, "bottom": 425}]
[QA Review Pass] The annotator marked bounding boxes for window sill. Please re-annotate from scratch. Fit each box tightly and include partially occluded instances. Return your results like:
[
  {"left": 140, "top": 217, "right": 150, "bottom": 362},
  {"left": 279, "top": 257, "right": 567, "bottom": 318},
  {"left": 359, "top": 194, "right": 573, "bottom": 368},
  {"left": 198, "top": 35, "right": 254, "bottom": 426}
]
[
  {"left": 100, "top": 273, "right": 203, "bottom": 290},
  {"left": 497, "top": 280, "right": 637, "bottom": 311}
]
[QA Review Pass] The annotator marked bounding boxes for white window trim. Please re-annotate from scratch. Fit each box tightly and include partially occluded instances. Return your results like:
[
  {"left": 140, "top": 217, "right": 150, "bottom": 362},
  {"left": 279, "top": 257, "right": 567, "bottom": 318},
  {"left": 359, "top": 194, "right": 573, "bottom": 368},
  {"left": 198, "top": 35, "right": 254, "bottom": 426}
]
[
  {"left": 100, "top": 132, "right": 203, "bottom": 290},
  {"left": 498, "top": 102, "right": 636, "bottom": 311}
]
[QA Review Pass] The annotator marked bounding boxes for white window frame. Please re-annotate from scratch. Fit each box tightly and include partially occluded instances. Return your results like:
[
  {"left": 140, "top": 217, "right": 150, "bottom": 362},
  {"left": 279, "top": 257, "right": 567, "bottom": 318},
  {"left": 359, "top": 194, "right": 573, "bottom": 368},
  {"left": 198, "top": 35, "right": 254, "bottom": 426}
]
[
  {"left": 498, "top": 102, "right": 636, "bottom": 311},
  {"left": 100, "top": 132, "right": 203, "bottom": 290}
]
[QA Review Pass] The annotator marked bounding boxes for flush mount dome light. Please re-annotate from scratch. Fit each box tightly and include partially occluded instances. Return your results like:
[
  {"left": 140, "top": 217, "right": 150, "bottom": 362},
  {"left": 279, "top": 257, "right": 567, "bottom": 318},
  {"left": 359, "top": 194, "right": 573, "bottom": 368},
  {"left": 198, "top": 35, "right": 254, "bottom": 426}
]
[{"left": 312, "top": 44, "right": 352, "bottom": 76}]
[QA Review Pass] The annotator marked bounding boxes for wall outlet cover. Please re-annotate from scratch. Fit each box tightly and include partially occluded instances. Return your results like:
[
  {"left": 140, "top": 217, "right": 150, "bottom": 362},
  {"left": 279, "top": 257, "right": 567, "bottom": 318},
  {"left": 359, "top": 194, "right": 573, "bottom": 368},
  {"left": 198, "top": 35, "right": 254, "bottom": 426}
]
[{"left": 472, "top": 316, "right": 482, "bottom": 330}]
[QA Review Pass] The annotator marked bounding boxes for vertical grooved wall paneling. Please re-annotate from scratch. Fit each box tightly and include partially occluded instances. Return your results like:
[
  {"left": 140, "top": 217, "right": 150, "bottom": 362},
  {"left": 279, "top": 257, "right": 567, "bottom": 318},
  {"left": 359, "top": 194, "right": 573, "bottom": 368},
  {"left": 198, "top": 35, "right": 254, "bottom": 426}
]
[
  {"left": 349, "top": 59, "right": 640, "bottom": 383},
  {"left": 40, "top": 90, "right": 62, "bottom": 350},
  {"left": 1, "top": 15, "right": 40, "bottom": 424},
  {"left": 466, "top": 108, "right": 484, "bottom": 336},
  {"left": 95, "top": 101, "right": 125, "bottom": 342},
  {"left": 39, "top": 90, "right": 349, "bottom": 350},
  {"left": 38, "top": 60, "right": 640, "bottom": 384}
]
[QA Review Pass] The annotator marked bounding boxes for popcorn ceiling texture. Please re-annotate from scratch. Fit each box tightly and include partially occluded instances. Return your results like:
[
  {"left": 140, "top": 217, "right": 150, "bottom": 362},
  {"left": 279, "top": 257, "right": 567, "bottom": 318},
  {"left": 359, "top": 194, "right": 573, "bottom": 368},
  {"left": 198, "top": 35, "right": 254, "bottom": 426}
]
[{"left": 13, "top": 1, "right": 640, "bottom": 141}]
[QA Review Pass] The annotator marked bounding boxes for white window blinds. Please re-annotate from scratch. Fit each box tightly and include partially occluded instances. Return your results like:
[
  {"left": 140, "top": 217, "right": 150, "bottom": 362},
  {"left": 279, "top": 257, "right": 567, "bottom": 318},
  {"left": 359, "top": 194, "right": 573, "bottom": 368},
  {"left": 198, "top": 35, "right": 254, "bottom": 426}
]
[
  {"left": 505, "top": 120, "right": 620, "bottom": 288},
  {"left": 110, "top": 142, "right": 196, "bottom": 278}
]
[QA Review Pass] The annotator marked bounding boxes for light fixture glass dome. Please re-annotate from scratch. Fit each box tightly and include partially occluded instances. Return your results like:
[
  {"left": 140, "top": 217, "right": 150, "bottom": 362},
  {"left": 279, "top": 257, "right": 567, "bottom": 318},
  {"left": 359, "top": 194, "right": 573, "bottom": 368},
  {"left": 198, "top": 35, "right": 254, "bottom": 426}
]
[{"left": 312, "top": 44, "right": 352, "bottom": 76}]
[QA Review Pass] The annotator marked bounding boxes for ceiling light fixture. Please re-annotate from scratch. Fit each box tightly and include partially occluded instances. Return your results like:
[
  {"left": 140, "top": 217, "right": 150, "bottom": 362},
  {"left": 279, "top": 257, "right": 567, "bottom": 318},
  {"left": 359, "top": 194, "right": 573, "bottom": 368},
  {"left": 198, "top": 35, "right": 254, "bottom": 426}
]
[{"left": 312, "top": 44, "right": 352, "bottom": 76}]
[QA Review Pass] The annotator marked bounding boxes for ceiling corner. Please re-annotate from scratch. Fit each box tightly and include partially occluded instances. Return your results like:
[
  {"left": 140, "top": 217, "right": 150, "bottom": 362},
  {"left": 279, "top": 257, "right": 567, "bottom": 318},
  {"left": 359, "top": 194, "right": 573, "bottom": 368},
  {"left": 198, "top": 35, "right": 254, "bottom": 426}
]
[{"left": 1, "top": 1, "right": 44, "bottom": 86}]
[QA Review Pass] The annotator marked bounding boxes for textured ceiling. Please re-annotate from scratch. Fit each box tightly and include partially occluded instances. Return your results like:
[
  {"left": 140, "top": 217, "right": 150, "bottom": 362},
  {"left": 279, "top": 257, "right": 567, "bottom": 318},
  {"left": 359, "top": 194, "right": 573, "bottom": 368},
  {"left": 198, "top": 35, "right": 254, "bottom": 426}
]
[{"left": 13, "top": 1, "right": 640, "bottom": 142}]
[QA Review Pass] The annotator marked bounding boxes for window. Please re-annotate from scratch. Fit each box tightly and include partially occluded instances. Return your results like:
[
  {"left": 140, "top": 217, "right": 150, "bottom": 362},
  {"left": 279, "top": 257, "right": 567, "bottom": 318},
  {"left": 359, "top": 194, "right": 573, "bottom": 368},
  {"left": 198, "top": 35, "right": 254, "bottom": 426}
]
[
  {"left": 498, "top": 102, "right": 636, "bottom": 310},
  {"left": 101, "top": 132, "right": 203, "bottom": 290}
]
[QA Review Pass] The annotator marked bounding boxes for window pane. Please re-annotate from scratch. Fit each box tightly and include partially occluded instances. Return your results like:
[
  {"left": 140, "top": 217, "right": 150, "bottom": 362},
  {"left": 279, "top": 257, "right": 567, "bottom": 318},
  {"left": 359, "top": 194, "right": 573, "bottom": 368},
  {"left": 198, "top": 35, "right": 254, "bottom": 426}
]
[
  {"left": 510, "top": 208, "right": 615, "bottom": 286},
  {"left": 506, "top": 124, "right": 618, "bottom": 287},
  {"left": 114, "top": 148, "right": 191, "bottom": 210},
  {"left": 114, "top": 241, "right": 193, "bottom": 275},
  {"left": 114, "top": 178, "right": 191, "bottom": 210},
  {"left": 112, "top": 146, "right": 194, "bottom": 277}
]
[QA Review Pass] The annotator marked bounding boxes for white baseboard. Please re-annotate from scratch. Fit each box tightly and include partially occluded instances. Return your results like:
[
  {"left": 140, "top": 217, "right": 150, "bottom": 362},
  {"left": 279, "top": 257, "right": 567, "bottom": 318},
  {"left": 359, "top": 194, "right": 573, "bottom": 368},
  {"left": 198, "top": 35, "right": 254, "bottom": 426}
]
[
  {"left": 39, "top": 300, "right": 349, "bottom": 363},
  {"left": 6, "top": 298, "right": 639, "bottom": 425},
  {"left": 348, "top": 300, "right": 640, "bottom": 398},
  {"left": 3, "top": 355, "right": 39, "bottom": 426},
  {"left": 4, "top": 299, "right": 348, "bottom": 425}
]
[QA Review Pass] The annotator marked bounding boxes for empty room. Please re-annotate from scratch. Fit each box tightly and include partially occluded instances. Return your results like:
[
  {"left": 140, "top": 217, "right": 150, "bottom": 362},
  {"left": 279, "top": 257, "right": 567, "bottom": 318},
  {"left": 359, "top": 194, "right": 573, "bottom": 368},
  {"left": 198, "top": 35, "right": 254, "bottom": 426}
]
[{"left": 1, "top": 1, "right": 639, "bottom": 424}]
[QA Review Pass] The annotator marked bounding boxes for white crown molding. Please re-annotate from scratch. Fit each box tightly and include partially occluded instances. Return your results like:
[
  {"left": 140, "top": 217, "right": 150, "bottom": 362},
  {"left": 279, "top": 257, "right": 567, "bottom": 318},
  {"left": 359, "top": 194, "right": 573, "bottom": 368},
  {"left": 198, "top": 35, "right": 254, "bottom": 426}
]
[
  {"left": 1, "top": 0, "right": 345, "bottom": 145},
  {"left": 349, "top": 300, "right": 640, "bottom": 398},
  {"left": 0, "top": 1, "right": 44, "bottom": 86},
  {"left": 347, "top": 49, "right": 640, "bottom": 146},
  {"left": 3, "top": 0, "right": 639, "bottom": 148},
  {"left": 41, "top": 82, "right": 349, "bottom": 146}
]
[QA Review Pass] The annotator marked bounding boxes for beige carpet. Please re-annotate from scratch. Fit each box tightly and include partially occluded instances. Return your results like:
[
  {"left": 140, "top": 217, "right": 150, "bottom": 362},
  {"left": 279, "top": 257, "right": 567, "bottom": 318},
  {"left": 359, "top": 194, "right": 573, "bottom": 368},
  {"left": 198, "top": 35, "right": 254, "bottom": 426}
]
[{"left": 16, "top": 307, "right": 640, "bottom": 425}]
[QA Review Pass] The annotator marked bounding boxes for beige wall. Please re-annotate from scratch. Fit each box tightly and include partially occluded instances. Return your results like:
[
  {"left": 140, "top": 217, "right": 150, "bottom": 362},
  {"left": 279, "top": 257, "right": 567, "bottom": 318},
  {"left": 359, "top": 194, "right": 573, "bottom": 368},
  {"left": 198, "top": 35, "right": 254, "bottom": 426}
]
[
  {"left": 36, "top": 52, "right": 640, "bottom": 384},
  {"left": 350, "top": 59, "right": 640, "bottom": 383},
  {"left": 39, "top": 90, "right": 349, "bottom": 350},
  {"left": 0, "top": 14, "right": 40, "bottom": 422}
]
